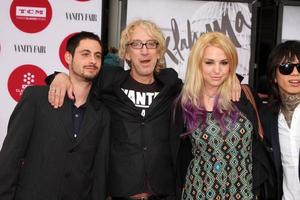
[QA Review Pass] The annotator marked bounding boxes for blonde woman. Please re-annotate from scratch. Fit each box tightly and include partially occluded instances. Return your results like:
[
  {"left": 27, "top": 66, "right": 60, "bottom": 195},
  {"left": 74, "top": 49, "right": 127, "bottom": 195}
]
[{"left": 174, "top": 32, "right": 275, "bottom": 199}]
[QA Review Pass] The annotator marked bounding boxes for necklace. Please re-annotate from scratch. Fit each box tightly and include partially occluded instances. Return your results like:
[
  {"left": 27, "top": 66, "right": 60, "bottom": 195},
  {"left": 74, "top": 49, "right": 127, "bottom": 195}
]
[{"left": 204, "top": 92, "right": 217, "bottom": 99}]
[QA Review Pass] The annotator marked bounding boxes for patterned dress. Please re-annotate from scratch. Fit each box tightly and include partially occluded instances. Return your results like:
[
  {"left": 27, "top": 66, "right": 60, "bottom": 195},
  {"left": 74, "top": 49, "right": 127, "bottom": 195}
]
[{"left": 182, "top": 112, "right": 254, "bottom": 200}]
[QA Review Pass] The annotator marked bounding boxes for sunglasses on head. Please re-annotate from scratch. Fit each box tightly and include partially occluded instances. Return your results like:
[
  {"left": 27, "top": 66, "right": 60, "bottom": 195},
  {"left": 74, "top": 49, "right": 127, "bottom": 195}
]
[{"left": 278, "top": 63, "right": 300, "bottom": 75}]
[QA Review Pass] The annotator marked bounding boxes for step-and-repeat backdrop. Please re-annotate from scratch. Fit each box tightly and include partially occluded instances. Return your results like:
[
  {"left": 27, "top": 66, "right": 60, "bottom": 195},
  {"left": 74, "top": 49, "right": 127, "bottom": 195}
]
[
  {"left": 281, "top": 4, "right": 300, "bottom": 42},
  {"left": 126, "top": 0, "right": 254, "bottom": 82},
  {"left": 0, "top": 0, "right": 102, "bottom": 148}
]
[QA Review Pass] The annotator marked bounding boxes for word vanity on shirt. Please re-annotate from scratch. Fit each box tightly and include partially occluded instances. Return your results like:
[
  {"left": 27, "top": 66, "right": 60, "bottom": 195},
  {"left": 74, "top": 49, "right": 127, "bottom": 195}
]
[{"left": 122, "top": 89, "right": 159, "bottom": 117}]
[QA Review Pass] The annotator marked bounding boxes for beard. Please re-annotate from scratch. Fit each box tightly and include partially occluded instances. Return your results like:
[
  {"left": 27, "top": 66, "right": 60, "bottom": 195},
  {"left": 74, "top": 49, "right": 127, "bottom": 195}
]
[
  {"left": 80, "top": 68, "right": 99, "bottom": 81},
  {"left": 82, "top": 73, "right": 97, "bottom": 81},
  {"left": 70, "top": 63, "right": 99, "bottom": 82}
]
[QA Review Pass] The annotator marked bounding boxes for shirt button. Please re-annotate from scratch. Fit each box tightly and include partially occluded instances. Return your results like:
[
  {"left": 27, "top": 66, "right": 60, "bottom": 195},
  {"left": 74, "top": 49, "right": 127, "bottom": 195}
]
[
  {"left": 141, "top": 122, "right": 145, "bottom": 126},
  {"left": 143, "top": 146, "right": 147, "bottom": 151},
  {"left": 268, "top": 147, "right": 273, "bottom": 152},
  {"left": 75, "top": 114, "right": 79, "bottom": 118}
]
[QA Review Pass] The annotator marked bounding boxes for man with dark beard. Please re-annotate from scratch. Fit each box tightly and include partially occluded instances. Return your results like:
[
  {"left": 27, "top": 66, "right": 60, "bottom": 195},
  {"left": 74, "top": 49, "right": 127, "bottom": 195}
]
[{"left": 0, "top": 31, "right": 110, "bottom": 200}]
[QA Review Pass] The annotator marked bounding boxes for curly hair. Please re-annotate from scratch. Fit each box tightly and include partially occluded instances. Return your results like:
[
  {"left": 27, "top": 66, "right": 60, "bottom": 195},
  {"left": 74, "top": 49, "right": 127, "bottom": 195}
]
[{"left": 118, "top": 19, "right": 166, "bottom": 74}]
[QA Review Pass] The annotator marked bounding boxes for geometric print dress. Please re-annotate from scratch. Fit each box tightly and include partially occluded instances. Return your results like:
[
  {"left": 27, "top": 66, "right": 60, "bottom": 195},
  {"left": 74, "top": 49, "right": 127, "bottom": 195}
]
[{"left": 182, "top": 112, "right": 254, "bottom": 200}]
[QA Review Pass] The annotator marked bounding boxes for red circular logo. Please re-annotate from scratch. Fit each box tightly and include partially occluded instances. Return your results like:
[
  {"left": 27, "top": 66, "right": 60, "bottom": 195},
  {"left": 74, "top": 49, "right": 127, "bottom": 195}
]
[
  {"left": 10, "top": 0, "right": 52, "bottom": 33},
  {"left": 8, "top": 64, "right": 47, "bottom": 102},
  {"left": 59, "top": 32, "right": 78, "bottom": 69}
]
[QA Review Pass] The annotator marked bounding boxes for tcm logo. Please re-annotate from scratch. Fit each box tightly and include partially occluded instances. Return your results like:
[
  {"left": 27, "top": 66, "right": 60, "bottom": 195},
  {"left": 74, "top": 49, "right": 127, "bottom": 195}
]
[
  {"left": 10, "top": 0, "right": 52, "bottom": 33},
  {"left": 16, "top": 6, "right": 46, "bottom": 18},
  {"left": 8, "top": 64, "right": 47, "bottom": 102}
]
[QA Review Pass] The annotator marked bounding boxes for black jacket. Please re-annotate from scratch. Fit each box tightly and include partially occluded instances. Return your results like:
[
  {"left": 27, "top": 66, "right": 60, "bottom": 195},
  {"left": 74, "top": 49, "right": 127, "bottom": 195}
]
[
  {"left": 0, "top": 86, "right": 110, "bottom": 200},
  {"left": 95, "top": 66, "right": 182, "bottom": 197},
  {"left": 261, "top": 103, "right": 285, "bottom": 200},
  {"left": 173, "top": 87, "right": 276, "bottom": 199}
]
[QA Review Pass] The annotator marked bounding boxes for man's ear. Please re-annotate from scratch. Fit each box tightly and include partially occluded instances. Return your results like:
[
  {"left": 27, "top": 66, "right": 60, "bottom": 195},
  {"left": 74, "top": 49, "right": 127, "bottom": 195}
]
[
  {"left": 125, "top": 52, "right": 131, "bottom": 61},
  {"left": 64, "top": 51, "right": 72, "bottom": 65}
]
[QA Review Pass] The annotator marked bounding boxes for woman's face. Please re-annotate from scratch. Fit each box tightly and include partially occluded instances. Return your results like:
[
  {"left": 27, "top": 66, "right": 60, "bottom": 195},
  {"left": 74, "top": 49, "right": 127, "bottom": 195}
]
[
  {"left": 276, "top": 57, "right": 300, "bottom": 95},
  {"left": 201, "top": 46, "right": 230, "bottom": 92}
]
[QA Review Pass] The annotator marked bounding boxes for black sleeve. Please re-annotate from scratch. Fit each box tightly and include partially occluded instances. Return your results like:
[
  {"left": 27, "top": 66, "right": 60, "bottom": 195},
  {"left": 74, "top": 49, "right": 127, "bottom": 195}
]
[
  {"left": 44, "top": 71, "right": 61, "bottom": 85},
  {"left": 0, "top": 87, "right": 37, "bottom": 200},
  {"left": 237, "top": 73, "right": 244, "bottom": 82},
  {"left": 92, "top": 106, "right": 111, "bottom": 200},
  {"left": 170, "top": 103, "right": 194, "bottom": 200}
]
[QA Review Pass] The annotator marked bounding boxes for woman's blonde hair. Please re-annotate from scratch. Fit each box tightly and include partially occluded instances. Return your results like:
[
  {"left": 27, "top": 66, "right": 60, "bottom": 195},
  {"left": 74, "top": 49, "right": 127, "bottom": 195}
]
[
  {"left": 118, "top": 19, "right": 166, "bottom": 74},
  {"left": 180, "top": 32, "right": 238, "bottom": 131}
]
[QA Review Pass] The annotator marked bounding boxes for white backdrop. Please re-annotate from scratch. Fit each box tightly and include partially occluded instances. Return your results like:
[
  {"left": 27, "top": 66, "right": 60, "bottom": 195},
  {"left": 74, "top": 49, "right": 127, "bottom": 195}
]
[
  {"left": 126, "top": 0, "right": 253, "bottom": 82},
  {"left": 0, "top": 0, "right": 102, "bottom": 148},
  {"left": 282, "top": 5, "right": 300, "bottom": 41}
]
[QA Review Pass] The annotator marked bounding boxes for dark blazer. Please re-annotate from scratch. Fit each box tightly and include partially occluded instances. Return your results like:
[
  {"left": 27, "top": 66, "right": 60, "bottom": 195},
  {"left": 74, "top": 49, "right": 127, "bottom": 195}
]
[
  {"left": 0, "top": 86, "right": 110, "bottom": 200},
  {"left": 95, "top": 66, "right": 182, "bottom": 197},
  {"left": 261, "top": 105, "right": 283, "bottom": 200},
  {"left": 173, "top": 87, "right": 276, "bottom": 199}
]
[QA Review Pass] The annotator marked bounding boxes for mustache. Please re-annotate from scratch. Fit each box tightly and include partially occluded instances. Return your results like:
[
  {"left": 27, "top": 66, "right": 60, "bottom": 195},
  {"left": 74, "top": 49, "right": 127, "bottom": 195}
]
[{"left": 84, "top": 64, "right": 99, "bottom": 69}]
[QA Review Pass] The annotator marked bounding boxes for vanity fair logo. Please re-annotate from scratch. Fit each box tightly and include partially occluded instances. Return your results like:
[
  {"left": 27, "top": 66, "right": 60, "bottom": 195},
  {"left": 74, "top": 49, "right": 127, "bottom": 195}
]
[
  {"left": 14, "top": 44, "right": 46, "bottom": 54},
  {"left": 59, "top": 32, "right": 78, "bottom": 69},
  {"left": 8, "top": 64, "right": 47, "bottom": 102},
  {"left": 65, "top": 12, "right": 97, "bottom": 22},
  {"left": 10, "top": 0, "right": 52, "bottom": 33}
]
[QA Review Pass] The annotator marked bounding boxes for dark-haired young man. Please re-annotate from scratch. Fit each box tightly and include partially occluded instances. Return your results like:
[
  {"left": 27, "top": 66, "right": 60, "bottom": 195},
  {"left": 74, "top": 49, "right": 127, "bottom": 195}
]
[
  {"left": 263, "top": 40, "right": 300, "bottom": 200},
  {"left": 0, "top": 31, "right": 110, "bottom": 200}
]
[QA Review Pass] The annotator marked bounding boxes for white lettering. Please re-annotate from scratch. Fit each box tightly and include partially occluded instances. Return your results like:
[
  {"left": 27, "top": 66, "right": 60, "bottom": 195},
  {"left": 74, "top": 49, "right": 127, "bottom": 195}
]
[
  {"left": 127, "top": 90, "right": 136, "bottom": 104},
  {"left": 16, "top": 6, "right": 46, "bottom": 18},
  {"left": 136, "top": 92, "right": 146, "bottom": 105},
  {"left": 141, "top": 109, "right": 146, "bottom": 117},
  {"left": 122, "top": 89, "right": 159, "bottom": 108}
]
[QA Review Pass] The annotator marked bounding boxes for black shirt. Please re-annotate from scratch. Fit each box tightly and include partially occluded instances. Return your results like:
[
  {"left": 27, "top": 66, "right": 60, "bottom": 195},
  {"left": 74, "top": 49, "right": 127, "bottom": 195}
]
[
  {"left": 121, "top": 75, "right": 162, "bottom": 117},
  {"left": 71, "top": 103, "right": 87, "bottom": 138}
]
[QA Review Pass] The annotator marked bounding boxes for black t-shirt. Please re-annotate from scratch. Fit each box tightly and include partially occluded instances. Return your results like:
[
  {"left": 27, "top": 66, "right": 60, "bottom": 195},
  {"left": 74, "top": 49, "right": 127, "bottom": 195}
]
[{"left": 121, "top": 75, "right": 162, "bottom": 117}]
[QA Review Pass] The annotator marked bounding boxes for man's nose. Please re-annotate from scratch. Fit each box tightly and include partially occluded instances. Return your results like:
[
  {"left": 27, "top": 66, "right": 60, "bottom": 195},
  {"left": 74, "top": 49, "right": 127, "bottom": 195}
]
[{"left": 140, "top": 45, "right": 149, "bottom": 54}]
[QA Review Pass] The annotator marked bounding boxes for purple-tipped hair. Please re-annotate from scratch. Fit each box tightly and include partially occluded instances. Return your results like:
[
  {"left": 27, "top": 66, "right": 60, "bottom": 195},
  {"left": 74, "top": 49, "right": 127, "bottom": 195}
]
[{"left": 181, "top": 96, "right": 239, "bottom": 137}]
